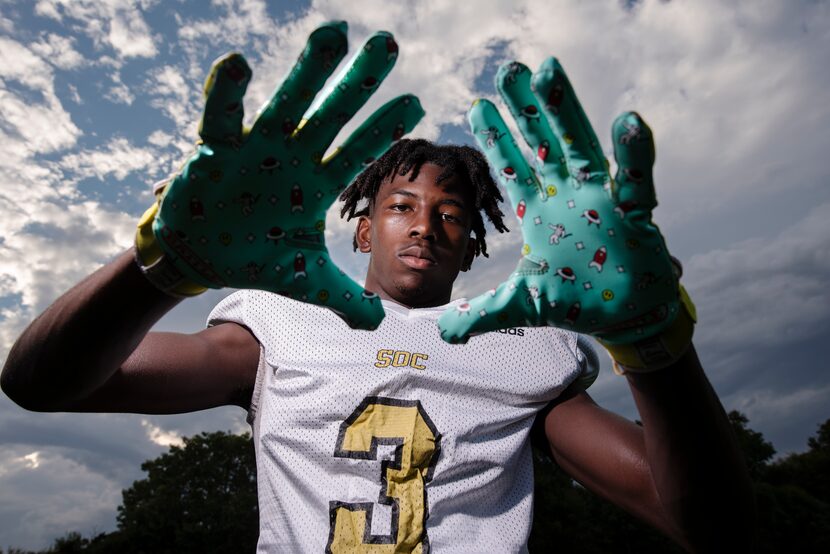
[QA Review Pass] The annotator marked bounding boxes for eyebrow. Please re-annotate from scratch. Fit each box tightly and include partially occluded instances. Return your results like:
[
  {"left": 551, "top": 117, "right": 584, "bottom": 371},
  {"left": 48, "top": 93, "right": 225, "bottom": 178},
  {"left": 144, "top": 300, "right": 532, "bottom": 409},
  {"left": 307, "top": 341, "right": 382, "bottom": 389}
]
[{"left": 387, "top": 189, "right": 469, "bottom": 210}]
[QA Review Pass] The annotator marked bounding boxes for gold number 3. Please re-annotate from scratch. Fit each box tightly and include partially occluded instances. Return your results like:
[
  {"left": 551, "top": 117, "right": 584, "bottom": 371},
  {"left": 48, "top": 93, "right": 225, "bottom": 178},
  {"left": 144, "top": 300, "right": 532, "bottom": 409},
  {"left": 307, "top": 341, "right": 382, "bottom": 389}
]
[{"left": 326, "top": 397, "right": 441, "bottom": 553}]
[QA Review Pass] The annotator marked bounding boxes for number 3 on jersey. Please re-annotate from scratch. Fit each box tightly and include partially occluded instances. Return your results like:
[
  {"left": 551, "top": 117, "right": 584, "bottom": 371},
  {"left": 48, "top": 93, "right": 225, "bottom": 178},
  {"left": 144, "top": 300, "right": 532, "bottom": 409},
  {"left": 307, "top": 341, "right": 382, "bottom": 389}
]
[{"left": 327, "top": 397, "right": 441, "bottom": 553}]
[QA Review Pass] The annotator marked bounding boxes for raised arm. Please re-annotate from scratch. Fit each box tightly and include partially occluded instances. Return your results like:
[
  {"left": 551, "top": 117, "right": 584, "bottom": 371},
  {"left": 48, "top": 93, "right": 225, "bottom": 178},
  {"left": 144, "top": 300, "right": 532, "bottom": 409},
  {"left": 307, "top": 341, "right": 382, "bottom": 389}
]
[
  {"left": 439, "top": 55, "right": 755, "bottom": 550},
  {"left": 2, "top": 21, "right": 424, "bottom": 414},
  {"left": 0, "top": 249, "right": 260, "bottom": 413},
  {"left": 543, "top": 346, "right": 756, "bottom": 552}
]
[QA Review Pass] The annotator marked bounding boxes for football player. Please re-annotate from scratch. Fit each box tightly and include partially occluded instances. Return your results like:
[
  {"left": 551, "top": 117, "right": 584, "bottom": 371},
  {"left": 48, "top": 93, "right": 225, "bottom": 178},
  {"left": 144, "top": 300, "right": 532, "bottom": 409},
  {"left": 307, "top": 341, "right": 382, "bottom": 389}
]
[{"left": 1, "top": 22, "right": 754, "bottom": 552}]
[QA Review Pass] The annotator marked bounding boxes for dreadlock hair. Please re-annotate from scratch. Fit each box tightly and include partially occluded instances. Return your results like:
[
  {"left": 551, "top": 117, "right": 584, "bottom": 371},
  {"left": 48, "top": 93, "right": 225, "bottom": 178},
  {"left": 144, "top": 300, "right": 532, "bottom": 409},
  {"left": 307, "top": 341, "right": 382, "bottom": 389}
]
[{"left": 339, "top": 138, "right": 508, "bottom": 259}]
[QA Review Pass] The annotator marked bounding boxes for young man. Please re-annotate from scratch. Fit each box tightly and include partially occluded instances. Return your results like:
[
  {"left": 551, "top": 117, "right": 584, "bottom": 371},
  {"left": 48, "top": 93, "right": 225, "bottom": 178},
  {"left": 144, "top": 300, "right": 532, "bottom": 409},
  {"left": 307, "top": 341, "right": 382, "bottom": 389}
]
[{"left": 1, "top": 23, "right": 754, "bottom": 553}]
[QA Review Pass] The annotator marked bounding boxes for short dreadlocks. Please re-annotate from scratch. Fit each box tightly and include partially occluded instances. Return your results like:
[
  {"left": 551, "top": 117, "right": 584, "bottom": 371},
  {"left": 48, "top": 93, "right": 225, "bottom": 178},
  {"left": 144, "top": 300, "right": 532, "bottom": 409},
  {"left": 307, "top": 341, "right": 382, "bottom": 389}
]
[{"left": 339, "top": 139, "right": 508, "bottom": 258}]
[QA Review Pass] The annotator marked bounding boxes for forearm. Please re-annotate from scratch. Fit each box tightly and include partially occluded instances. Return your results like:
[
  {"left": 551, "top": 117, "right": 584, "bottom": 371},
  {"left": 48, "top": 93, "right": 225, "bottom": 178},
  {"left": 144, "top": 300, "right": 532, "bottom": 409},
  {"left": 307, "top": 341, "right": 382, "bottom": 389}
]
[
  {"left": 1, "top": 248, "right": 181, "bottom": 410},
  {"left": 626, "top": 345, "right": 756, "bottom": 552}
]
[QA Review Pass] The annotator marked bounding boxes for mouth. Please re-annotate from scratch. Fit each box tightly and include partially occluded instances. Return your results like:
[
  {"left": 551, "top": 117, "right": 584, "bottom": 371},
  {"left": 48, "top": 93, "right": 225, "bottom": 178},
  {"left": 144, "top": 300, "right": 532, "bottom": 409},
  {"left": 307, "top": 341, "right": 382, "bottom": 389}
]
[{"left": 398, "top": 245, "right": 438, "bottom": 270}]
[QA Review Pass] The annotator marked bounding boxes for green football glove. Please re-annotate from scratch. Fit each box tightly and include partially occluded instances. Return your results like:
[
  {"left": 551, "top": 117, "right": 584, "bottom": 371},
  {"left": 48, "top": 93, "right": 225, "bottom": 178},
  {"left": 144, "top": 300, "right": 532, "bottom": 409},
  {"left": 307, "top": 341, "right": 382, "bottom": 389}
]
[
  {"left": 438, "top": 58, "right": 695, "bottom": 371},
  {"left": 135, "top": 22, "right": 424, "bottom": 330}
]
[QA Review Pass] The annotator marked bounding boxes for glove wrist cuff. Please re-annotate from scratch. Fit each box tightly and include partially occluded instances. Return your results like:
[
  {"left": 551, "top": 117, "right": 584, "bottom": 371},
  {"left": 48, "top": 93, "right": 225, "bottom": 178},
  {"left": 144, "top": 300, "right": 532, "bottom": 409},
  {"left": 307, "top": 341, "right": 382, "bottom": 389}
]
[
  {"left": 598, "top": 285, "right": 697, "bottom": 374},
  {"left": 134, "top": 199, "right": 207, "bottom": 299}
]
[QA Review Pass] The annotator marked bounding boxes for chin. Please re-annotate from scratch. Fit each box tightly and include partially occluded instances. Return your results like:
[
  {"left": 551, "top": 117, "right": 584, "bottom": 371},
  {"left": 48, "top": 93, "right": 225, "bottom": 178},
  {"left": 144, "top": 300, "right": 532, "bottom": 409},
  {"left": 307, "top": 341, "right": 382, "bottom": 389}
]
[
  {"left": 393, "top": 277, "right": 451, "bottom": 307},
  {"left": 394, "top": 281, "right": 426, "bottom": 301}
]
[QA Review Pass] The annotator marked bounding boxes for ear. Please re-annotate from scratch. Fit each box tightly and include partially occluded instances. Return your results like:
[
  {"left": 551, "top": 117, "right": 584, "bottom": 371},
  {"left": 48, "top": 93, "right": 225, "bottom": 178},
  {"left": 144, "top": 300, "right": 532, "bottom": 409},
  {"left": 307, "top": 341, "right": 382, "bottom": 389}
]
[
  {"left": 356, "top": 216, "right": 372, "bottom": 253},
  {"left": 460, "top": 237, "right": 476, "bottom": 272}
]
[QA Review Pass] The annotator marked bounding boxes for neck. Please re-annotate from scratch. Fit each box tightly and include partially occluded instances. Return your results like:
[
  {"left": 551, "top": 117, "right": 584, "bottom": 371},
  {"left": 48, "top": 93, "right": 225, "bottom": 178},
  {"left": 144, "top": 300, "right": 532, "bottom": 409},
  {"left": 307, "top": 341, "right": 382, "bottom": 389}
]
[
  {"left": 363, "top": 269, "right": 452, "bottom": 309},
  {"left": 381, "top": 293, "right": 452, "bottom": 310}
]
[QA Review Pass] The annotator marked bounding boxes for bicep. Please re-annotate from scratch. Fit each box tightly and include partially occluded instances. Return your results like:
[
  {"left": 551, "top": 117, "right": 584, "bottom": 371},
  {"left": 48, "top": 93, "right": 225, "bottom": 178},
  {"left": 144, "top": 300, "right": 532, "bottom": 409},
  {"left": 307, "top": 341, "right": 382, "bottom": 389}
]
[
  {"left": 62, "top": 322, "right": 260, "bottom": 414},
  {"left": 542, "top": 391, "right": 678, "bottom": 540}
]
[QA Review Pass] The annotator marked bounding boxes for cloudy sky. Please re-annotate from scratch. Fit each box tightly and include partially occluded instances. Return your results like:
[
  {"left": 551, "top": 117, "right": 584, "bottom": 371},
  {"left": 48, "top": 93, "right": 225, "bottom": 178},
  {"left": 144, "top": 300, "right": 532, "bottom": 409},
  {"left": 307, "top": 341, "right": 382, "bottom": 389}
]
[{"left": 0, "top": 0, "right": 828, "bottom": 549}]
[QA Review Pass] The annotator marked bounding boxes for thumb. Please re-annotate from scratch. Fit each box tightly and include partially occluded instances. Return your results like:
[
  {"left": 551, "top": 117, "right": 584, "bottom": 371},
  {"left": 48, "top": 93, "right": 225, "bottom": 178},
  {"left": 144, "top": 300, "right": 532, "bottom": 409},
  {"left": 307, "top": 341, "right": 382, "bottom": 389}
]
[
  {"left": 290, "top": 252, "right": 386, "bottom": 331},
  {"left": 437, "top": 279, "right": 536, "bottom": 344}
]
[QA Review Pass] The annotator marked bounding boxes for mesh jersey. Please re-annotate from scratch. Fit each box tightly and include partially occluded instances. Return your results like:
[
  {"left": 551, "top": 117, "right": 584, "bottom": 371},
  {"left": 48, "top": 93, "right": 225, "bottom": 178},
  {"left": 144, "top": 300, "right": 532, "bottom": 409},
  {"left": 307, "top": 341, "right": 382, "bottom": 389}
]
[{"left": 208, "top": 290, "right": 598, "bottom": 553}]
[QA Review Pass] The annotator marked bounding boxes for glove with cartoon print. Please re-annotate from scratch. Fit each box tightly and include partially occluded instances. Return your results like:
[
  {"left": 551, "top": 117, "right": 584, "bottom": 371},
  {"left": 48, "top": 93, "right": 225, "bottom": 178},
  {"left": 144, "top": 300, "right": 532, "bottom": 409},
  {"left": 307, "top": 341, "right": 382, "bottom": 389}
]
[
  {"left": 437, "top": 58, "right": 695, "bottom": 372},
  {"left": 135, "top": 22, "right": 424, "bottom": 330}
]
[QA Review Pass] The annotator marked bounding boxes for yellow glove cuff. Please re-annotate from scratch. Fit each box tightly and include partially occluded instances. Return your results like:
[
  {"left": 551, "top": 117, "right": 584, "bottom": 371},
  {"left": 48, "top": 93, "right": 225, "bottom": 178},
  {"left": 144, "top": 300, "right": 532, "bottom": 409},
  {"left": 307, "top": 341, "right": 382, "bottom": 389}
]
[
  {"left": 598, "top": 285, "right": 697, "bottom": 374},
  {"left": 134, "top": 186, "right": 207, "bottom": 298}
]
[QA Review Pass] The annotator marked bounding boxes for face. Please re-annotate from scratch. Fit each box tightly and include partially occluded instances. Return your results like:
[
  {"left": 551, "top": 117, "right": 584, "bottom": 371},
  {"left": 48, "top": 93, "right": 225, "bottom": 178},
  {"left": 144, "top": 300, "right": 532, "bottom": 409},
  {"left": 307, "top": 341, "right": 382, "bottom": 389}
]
[{"left": 357, "top": 163, "right": 476, "bottom": 308}]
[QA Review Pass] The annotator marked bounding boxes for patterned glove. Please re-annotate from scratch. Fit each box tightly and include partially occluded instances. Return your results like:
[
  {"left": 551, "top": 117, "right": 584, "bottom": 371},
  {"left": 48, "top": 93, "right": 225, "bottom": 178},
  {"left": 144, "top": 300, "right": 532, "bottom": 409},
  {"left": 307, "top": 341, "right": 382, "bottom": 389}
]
[
  {"left": 135, "top": 22, "right": 424, "bottom": 330},
  {"left": 438, "top": 58, "right": 695, "bottom": 371}
]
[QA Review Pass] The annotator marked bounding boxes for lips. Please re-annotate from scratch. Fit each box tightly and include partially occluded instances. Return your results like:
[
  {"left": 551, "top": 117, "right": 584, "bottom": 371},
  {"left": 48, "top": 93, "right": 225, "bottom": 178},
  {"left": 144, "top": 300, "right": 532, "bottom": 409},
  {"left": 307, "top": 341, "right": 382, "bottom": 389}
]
[{"left": 398, "top": 245, "right": 438, "bottom": 270}]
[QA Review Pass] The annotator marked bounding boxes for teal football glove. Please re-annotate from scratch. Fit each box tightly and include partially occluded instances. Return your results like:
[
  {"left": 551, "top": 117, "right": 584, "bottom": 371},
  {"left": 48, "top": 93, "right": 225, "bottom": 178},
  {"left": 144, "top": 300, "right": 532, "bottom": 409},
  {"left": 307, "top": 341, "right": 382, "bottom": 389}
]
[
  {"left": 438, "top": 59, "right": 694, "bottom": 370},
  {"left": 135, "top": 22, "right": 424, "bottom": 330}
]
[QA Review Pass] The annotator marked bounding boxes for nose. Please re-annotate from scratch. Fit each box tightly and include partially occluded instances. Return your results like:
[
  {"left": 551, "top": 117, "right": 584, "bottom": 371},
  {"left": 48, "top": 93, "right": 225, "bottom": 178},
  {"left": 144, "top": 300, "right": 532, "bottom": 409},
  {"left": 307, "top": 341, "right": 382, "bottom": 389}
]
[{"left": 409, "top": 210, "right": 438, "bottom": 242}]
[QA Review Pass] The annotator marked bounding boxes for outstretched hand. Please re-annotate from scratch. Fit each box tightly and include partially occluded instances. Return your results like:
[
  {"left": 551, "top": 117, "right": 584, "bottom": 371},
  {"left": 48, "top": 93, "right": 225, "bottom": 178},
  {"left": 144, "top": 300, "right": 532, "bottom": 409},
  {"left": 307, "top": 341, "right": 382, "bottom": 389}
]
[
  {"left": 438, "top": 58, "right": 686, "bottom": 350},
  {"left": 142, "top": 22, "right": 424, "bottom": 330}
]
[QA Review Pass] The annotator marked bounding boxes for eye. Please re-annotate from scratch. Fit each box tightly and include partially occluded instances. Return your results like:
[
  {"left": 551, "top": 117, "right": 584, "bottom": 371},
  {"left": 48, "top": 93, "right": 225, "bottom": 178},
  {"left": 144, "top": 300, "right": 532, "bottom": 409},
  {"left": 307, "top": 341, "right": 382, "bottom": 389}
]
[
  {"left": 441, "top": 213, "right": 460, "bottom": 223},
  {"left": 389, "top": 203, "right": 410, "bottom": 212}
]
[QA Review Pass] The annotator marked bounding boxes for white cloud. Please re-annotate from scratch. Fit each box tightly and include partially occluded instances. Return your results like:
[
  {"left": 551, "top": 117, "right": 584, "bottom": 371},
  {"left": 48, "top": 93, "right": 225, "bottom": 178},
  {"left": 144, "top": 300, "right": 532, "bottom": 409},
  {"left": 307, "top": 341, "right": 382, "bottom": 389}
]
[
  {"left": 254, "top": 0, "right": 828, "bottom": 240},
  {"left": 0, "top": 37, "right": 81, "bottom": 154},
  {"left": 732, "top": 384, "right": 830, "bottom": 429},
  {"left": 67, "top": 83, "right": 82, "bottom": 104},
  {"left": 22, "top": 451, "right": 42, "bottom": 469},
  {"left": 686, "top": 201, "right": 830, "bottom": 350},
  {"left": 208, "top": 0, "right": 274, "bottom": 38},
  {"left": 0, "top": 129, "right": 66, "bottom": 207},
  {"left": 0, "top": 446, "right": 122, "bottom": 549},
  {"left": 0, "top": 88, "right": 80, "bottom": 154},
  {"left": 0, "top": 200, "right": 136, "bottom": 354},
  {"left": 141, "top": 419, "right": 184, "bottom": 447},
  {"left": 107, "top": 6, "right": 157, "bottom": 58},
  {"left": 149, "top": 64, "right": 198, "bottom": 132},
  {"left": 283, "top": 0, "right": 524, "bottom": 149},
  {"left": 33, "top": 0, "right": 62, "bottom": 21},
  {"left": 30, "top": 33, "right": 85, "bottom": 69},
  {"left": 59, "top": 137, "right": 158, "bottom": 181},
  {"left": 34, "top": 0, "right": 158, "bottom": 59},
  {"left": 147, "top": 129, "right": 173, "bottom": 147},
  {"left": 0, "top": 404, "right": 248, "bottom": 549},
  {"left": 0, "top": 32, "right": 111, "bottom": 362},
  {"left": 0, "top": 36, "right": 58, "bottom": 93},
  {"left": 0, "top": 16, "right": 12, "bottom": 33},
  {"left": 104, "top": 71, "right": 135, "bottom": 105},
  {"left": 500, "top": 0, "right": 830, "bottom": 229},
  {"left": 153, "top": 65, "right": 189, "bottom": 100}
]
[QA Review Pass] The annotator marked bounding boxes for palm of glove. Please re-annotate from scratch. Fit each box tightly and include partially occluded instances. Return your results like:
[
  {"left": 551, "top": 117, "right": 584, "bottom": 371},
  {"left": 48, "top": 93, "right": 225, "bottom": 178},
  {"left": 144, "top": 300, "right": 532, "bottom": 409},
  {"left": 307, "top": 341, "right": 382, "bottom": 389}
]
[
  {"left": 438, "top": 59, "right": 680, "bottom": 344},
  {"left": 153, "top": 23, "right": 423, "bottom": 330}
]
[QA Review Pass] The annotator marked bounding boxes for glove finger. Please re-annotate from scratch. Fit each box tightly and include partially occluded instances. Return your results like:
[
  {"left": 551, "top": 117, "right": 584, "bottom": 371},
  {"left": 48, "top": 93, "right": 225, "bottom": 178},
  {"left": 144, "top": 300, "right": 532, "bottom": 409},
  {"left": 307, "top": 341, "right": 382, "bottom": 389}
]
[
  {"left": 530, "top": 57, "right": 607, "bottom": 186},
  {"left": 296, "top": 31, "right": 401, "bottom": 154},
  {"left": 437, "top": 279, "right": 538, "bottom": 344},
  {"left": 249, "top": 21, "right": 349, "bottom": 140},
  {"left": 611, "top": 111, "right": 657, "bottom": 219},
  {"left": 469, "top": 98, "right": 544, "bottom": 216},
  {"left": 282, "top": 250, "right": 385, "bottom": 330},
  {"left": 321, "top": 94, "right": 424, "bottom": 200},
  {"left": 199, "top": 53, "right": 252, "bottom": 145},
  {"left": 495, "top": 61, "right": 568, "bottom": 185}
]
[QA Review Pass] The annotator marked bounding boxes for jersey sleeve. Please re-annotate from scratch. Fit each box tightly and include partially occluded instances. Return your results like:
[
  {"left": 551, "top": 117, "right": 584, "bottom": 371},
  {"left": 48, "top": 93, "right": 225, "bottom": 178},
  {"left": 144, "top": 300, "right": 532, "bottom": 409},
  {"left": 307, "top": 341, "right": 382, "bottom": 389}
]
[
  {"left": 206, "top": 290, "right": 248, "bottom": 328},
  {"left": 206, "top": 290, "right": 266, "bottom": 426},
  {"left": 568, "top": 334, "right": 600, "bottom": 393}
]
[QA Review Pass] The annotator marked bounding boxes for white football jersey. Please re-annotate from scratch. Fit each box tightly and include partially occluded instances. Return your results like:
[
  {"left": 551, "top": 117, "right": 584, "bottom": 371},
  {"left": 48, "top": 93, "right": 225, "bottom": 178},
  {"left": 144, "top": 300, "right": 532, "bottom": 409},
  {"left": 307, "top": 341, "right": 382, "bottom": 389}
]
[{"left": 208, "top": 290, "right": 598, "bottom": 553}]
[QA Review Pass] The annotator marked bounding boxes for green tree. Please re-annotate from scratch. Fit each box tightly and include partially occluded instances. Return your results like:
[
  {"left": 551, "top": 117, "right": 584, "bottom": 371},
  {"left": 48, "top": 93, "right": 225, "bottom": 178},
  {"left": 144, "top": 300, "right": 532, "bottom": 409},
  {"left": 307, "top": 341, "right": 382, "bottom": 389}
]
[
  {"left": 43, "top": 532, "right": 91, "bottom": 553},
  {"left": 36, "top": 416, "right": 830, "bottom": 552},
  {"left": 731, "top": 414, "right": 830, "bottom": 553},
  {"left": 18, "top": 430, "right": 259, "bottom": 554},
  {"left": 767, "top": 418, "right": 830, "bottom": 505},
  {"left": 728, "top": 410, "right": 776, "bottom": 479},
  {"left": 112, "top": 431, "right": 258, "bottom": 554}
]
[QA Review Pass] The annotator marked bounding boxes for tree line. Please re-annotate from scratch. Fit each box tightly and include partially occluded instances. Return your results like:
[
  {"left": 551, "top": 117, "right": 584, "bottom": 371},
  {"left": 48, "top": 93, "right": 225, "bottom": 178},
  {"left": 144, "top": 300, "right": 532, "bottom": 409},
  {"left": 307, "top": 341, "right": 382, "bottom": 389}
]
[{"left": 3, "top": 411, "right": 829, "bottom": 553}]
